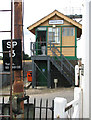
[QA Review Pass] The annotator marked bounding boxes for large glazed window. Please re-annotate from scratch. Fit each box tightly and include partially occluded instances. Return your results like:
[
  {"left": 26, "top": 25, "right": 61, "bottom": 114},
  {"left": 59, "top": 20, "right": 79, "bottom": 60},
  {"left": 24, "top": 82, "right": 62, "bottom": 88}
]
[
  {"left": 48, "top": 27, "right": 60, "bottom": 43},
  {"left": 63, "top": 27, "right": 74, "bottom": 36}
]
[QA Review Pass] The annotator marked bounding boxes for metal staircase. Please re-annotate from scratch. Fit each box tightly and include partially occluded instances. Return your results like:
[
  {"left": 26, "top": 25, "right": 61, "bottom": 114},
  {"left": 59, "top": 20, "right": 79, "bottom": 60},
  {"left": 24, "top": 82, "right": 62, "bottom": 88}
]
[
  {"left": 49, "top": 42, "right": 75, "bottom": 86},
  {"left": 30, "top": 41, "right": 75, "bottom": 86}
]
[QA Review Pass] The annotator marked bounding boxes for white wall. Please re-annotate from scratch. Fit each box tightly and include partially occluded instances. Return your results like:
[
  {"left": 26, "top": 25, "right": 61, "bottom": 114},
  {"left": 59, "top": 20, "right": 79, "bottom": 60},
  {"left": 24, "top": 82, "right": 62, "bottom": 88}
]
[
  {"left": 81, "top": 0, "right": 91, "bottom": 118},
  {"left": 89, "top": 1, "right": 91, "bottom": 118}
]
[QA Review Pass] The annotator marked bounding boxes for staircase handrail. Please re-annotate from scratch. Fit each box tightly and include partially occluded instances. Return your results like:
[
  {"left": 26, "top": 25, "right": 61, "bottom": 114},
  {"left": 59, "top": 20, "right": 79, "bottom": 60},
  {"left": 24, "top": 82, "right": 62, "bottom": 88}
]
[
  {"left": 50, "top": 48, "right": 73, "bottom": 74},
  {"left": 30, "top": 42, "right": 47, "bottom": 55},
  {"left": 49, "top": 42, "right": 75, "bottom": 70}
]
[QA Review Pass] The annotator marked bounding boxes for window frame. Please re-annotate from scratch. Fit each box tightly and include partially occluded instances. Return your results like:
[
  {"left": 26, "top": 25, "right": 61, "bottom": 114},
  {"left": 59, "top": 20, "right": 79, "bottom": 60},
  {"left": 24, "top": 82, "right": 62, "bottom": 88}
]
[
  {"left": 48, "top": 27, "right": 60, "bottom": 43},
  {"left": 62, "top": 27, "right": 74, "bottom": 36}
]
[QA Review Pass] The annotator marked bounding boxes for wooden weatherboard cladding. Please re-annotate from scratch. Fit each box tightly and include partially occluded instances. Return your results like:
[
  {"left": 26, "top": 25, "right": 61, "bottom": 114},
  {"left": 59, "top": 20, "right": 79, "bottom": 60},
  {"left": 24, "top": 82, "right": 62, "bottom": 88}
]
[
  {"left": 28, "top": 10, "right": 82, "bottom": 35},
  {"left": 40, "top": 15, "right": 73, "bottom": 27},
  {"left": 46, "top": 26, "right": 77, "bottom": 57}
]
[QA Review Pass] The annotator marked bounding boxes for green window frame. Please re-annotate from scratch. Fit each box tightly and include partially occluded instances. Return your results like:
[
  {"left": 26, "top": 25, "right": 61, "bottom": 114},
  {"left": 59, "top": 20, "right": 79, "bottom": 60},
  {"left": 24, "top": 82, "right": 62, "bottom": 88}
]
[{"left": 48, "top": 27, "right": 60, "bottom": 43}]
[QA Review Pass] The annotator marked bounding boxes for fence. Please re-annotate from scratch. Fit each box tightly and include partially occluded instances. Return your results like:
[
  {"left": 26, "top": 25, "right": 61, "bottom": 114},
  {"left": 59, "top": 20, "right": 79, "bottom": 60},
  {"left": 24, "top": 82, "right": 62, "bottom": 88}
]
[
  {"left": 0, "top": 87, "right": 82, "bottom": 119},
  {"left": 0, "top": 96, "right": 54, "bottom": 119},
  {"left": 54, "top": 87, "right": 82, "bottom": 118}
]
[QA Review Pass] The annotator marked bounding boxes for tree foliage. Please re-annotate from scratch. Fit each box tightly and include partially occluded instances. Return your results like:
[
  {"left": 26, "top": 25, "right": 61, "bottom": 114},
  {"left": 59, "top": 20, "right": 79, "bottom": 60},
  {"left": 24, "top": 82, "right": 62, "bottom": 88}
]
[{"left": 23, "top": 52, "right": 31, "bottom": 60}]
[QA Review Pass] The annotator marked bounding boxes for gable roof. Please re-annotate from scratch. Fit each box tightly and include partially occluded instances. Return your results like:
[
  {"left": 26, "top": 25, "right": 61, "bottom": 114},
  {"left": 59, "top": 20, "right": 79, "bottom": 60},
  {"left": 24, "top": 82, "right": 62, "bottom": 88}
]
[{"left": 27, "top": 10, "right": 82, "bottom": 35}]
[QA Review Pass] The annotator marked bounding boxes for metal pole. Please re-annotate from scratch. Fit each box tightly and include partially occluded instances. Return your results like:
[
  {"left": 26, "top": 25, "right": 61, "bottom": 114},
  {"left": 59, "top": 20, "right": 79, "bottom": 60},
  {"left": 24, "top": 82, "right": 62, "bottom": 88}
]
[{"left": 10, "top": 0, "right": 13, "bottom": 119}]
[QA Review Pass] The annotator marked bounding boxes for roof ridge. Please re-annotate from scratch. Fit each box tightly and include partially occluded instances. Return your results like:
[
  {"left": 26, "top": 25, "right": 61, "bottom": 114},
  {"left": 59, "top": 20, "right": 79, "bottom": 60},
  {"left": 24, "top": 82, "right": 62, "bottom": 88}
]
[{"left": 27, "top": 10, "right": 82, "bottom": 34}]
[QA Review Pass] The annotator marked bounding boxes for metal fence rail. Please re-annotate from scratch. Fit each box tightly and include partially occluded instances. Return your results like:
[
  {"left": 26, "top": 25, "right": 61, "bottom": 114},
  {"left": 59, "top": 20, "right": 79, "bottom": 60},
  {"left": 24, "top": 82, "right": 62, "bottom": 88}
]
[
  {"left": 30, "top": 42, "right": 47, "bottom": 55},
  {"left": 0, "top": 97, "right": 54, "bottom": 119},
  {"left": 33, "top": 98, "right": 54, "bottom": 120}
]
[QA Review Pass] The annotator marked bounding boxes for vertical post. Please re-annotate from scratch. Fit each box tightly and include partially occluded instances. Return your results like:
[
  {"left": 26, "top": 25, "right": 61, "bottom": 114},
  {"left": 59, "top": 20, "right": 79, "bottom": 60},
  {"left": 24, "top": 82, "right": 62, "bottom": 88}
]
[
  {"left": 27, "top": 96, "right": 29, "bottom": 120},
  {"left": 32, "top": 60, "right": 36, "bottom": 88},
  {"left": 54, "top": 97, "right": 67, "bottom": 118},
  {"left": 33, "top": 98, "right": 36, "bottom": 120},
  {"left": 73, "top": 87, "right": 82, "bottom": 118},
  {"left": 89, "top": 3, "right": 91, "bottom": 118},
  {"left": 10, "top": 0, "right": 13, "bottom": 119},
  {"left": 40, "top": 99, "right": 42, "bottom": 120},
  {"left": 13, "top": 0, "right": 24, "bottom": 118},
  {"left": 2, "top": 97, "right": 4, "bottom": 116},
  {"left": 52, "top": 100, "right": 54, "bottom": 120},
  {"left": 75, "top": 65, "right": 79, "bottom": 87},
  {"left": 47, "top": 57, "right": 51, "bottom": 88},
  {"left": 46, "top": 99, "right": 48, "bottom": 119},
  {"left": 14, "top": 1, "right": 23, "bottom": 85}
]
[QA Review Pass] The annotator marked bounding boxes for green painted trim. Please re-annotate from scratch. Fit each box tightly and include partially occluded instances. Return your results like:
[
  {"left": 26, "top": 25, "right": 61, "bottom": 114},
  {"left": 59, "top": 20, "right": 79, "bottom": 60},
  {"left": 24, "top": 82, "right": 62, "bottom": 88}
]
[
  {"left": 59, "top": 25, "right": 74, "bottom": 27},
  {"left": 50, "top": 56, "right": 78, "bottom": 60},
  {"left": 75, "top": 27, "right": 77, "bottom": 57},
  {"left": 46, "top": 27, "right": 48, "bottom": 55},
  {"left": 35, "top": 28, "right": 38, "bottom": 55},
  {"left": 61, "top": 46, "right": 76, "bottom": 48},
  {"left": 65, "top": 56, "right": 78, "bottom": 60},
  {"left": 47, "top": 46, "right": 76, "bottom": 48},
  {"left": 47, "top": 46, "right": 60, "bottom": 48},
  {"left": 36, "top": 25, "right": 74, "bottom": 28},
  {"left": 61, "top": 26, "right": 62, "bottom": 53}
]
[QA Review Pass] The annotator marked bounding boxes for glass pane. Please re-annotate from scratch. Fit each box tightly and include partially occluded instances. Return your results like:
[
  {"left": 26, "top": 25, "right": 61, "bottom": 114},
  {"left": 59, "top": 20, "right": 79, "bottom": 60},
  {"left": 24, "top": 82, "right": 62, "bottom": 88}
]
[
  {"left": 63, "top": 27, "right": 74, "bottom": 36},
  {"left": 63, "top": 28, "right": 67, "bottom": 36},
  {"left": 48, "top": 27, "right": 60, "bottom": 43},
  {"left": 71, "top": 28, "right": 74, "bottom": 36},
  {"left": 49, "top": 28, "right": 52, "bottom": 32},
  {"left": 53, "top": 28, "right": 55, "bottom": 32},
  {"left": 63, "top": 28, "right": 65, "bottom": 36}
]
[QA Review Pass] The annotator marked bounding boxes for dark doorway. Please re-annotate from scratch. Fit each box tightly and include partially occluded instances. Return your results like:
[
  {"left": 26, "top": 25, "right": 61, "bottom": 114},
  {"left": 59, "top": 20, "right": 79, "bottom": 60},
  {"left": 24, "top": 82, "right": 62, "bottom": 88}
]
[{"left": 36, "top": 31, "right": 46, "bottom": 55}]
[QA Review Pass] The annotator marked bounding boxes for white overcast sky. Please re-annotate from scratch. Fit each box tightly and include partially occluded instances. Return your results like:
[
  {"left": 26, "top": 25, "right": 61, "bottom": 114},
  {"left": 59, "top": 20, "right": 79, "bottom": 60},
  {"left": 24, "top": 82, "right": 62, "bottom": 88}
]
[{"left": 0, "top": 0, "right": 83, "bottom": 56}]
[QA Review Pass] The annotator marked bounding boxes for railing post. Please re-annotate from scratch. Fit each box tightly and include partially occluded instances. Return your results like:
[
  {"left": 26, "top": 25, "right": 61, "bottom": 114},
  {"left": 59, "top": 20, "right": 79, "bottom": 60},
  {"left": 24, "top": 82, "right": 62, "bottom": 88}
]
[
  {"left": 70, "top": 66, "right": 72, "bottom": 84},
  {"left": 61, "top": 55, "right": 63, "bottom": 72},
  {"left": 72, "top": 87, "right": 82, "bottom": 118},
  {"left": 33, "top": 42, "right": 36, "bottom": 55},
  {"left": 75, "top": 65, "right": 79, "bottom": 86},
  {"left": 54, "top": 97, "right": 67, "bottom": 118}
]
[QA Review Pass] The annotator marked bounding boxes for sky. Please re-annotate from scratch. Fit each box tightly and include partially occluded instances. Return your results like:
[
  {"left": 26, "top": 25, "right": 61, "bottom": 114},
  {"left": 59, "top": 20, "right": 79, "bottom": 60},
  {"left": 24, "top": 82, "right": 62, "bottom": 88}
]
[{"left": 0, "top": 0, "right": 83, "bottom": 57}]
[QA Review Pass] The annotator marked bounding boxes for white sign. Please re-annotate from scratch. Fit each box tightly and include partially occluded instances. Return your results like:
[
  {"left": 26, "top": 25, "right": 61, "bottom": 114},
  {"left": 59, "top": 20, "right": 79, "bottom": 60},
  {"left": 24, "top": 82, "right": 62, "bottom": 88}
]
[
  {"left": 37, "top": 27, "right": 46, "bottom": 31},
  {"left": 49, "top": 20, "right": 64, "bottom": 25}
]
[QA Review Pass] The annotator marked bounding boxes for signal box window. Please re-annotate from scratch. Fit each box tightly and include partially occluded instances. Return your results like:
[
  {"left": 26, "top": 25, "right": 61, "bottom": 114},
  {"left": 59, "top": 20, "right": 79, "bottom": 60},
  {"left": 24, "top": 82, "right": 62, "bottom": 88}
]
[
  {"left": 63, "top": 27, "right": 74, "bottom": 36},
  {"left": 48, "top": 27, "right": 60, "bottom": 43}
]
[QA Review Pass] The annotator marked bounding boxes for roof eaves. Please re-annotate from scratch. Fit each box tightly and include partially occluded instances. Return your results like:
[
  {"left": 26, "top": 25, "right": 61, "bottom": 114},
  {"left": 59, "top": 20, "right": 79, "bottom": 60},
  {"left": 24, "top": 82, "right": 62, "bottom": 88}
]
[
  {"left": 27, "top": 10, "right": 82, "bottom": 32},
  {"left": 27, "top": 10, "right": 57, "bottom": 31}
]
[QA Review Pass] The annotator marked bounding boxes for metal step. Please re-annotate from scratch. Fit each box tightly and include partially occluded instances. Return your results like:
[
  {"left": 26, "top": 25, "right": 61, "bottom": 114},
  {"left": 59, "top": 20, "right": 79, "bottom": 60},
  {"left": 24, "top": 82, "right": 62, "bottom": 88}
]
[{"left": 51, "top": 57, "right": 74, "bottom": 85}]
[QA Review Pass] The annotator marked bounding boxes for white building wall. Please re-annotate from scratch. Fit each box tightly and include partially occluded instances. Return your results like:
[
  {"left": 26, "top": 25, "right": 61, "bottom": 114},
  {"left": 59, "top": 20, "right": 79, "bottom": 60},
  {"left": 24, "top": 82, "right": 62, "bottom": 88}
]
[
  {"left": 81, "top": 0, "right": 91, "bottom": 118},
  {"left": 89, "top": 1, "right": 91, "bottom": 118}
]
